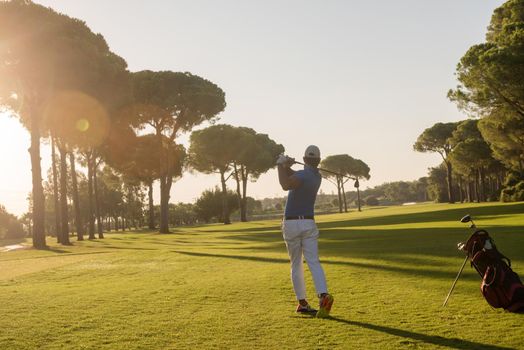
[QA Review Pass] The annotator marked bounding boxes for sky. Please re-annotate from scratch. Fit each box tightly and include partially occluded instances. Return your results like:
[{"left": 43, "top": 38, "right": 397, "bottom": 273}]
[{"left": 0, "top": 0, "right": 506, "bottom": 216}]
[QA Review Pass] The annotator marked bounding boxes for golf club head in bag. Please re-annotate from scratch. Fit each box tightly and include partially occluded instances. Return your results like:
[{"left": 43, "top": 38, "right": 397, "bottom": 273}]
[{"left": 447, "top": 215, "right": 524, "bottom": 313}]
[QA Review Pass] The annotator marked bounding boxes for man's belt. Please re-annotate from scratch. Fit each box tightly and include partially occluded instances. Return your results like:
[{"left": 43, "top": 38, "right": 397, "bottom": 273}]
[{"left": 285, "top": 215, "right": 314, "bottom": 220}]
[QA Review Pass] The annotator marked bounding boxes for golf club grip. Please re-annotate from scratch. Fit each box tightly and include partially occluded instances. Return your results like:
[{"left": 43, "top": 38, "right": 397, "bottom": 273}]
[{"left": 442, "top": 256, "right": 469, "bottom": 307}]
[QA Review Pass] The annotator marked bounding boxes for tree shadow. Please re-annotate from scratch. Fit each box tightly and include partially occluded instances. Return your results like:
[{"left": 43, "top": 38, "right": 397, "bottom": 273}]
[
  {"left": 218, "top": 223, "right": 524, "bottom": 269},
  {"left": 0, "top": 250, "right": 113, "bottom": 262},
  {"left": 172, "top": 250, "right": 480, "bottom": 281},
  {"left": 317, "top": 202, "right": 524, "bottom": 230},
  {"left": 325, "top": 316, "right": 516, "bottom": 350}
]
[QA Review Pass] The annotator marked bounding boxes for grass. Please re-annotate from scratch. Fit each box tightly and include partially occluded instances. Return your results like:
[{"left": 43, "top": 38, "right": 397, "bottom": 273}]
[{"left": 1, "top": 202, "right": 524, "bottom": 349}]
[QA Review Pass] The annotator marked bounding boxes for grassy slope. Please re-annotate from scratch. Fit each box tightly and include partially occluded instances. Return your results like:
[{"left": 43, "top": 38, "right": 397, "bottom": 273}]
[{"left": 1, "top": 202, "right": 523, "bottom": 349}]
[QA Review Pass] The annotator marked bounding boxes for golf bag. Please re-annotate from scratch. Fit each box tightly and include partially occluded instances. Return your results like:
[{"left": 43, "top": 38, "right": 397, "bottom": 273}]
[{"left": 462, "top": 229, "right": 524, "bottom": 313}]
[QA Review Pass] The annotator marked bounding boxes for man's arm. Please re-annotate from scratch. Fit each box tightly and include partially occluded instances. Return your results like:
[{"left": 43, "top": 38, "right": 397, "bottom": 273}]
[{"left": 278, "top": 164, "right": 301, "bottom": 191}]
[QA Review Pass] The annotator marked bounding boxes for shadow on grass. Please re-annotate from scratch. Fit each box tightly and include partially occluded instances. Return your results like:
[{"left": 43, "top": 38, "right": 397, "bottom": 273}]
[
  {"left": 172, "top": 250, "right": 480, "bottom": 281},
  {"left": 326, "top": 316, "right": 516, "bottom": 350},
  {"left": 318, "top": 202, "right": 524, "bottom": 230},
  {"left": 0, "top": 250, "right": 113, "bottom": 262},
  {"left": 219, "top": 223, "right": 524, "bottom": 267},
  {"left": 212, "top": 203, "right": 524, "bottom": 236}
]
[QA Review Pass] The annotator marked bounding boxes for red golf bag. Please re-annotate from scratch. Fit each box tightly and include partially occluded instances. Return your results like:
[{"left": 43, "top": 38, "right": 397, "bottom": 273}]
[{"left": 462, "top": 229, "right": 524, "bottom": 313}]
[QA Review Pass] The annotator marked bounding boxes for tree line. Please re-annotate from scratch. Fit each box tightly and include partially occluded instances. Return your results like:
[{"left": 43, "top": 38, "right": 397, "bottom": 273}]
[
  {"left": 414, "top": 0, "right": 524, "bottom": 204},
  {"left": 0, "top": 1, "right": 274, "bottom": 247},
  {"left": 1, "top": 1, "right": 366, "bottom": 247}
]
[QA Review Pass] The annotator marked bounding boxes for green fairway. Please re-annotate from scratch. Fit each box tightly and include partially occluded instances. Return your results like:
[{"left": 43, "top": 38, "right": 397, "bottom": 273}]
[{"left": 1, "top": 202, "right": 523, "bottom": 349}]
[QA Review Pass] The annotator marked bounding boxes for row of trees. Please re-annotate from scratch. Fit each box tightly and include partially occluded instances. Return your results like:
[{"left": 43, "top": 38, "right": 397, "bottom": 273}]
[
  {"left": 0, "top": 1, "right": 227, "bottom": 247},
  {"left": 415, "top": 0, "right": 524, "bottom": 203},
  {"left": 188, "top": 124, "right": 284, "bottom": 224},
  {"left": 0, "top": 1, "right": 288, "bottom": 247},
  {"left": 38, "top": 158, "right": 269, "bottom": 236}
]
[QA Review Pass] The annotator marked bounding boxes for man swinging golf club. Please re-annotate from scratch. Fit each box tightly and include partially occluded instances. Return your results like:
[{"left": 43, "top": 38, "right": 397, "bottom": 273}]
[{"left": 277, "top": 145, "right": 334, "bottom": 317}]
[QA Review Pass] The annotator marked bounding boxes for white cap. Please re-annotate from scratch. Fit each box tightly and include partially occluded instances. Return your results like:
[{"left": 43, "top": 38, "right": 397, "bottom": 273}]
[{"left": 304, "top": 145, "right": 320, "bottom": 158}]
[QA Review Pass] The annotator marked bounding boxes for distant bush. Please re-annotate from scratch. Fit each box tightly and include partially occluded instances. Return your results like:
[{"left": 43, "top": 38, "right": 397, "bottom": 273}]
[
  {"left": 0, "top": 205, "right": 26, "bottom": 239},
  {"left": 365, "top": 196, "right": 379, "bottom": 206}
]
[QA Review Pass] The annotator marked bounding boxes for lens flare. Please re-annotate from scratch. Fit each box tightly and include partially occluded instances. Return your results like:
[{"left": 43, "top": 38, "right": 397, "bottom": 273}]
[
  {"left": 76, "top": 118, "right": 90, "bottom": 132},
  {"left": 43, "top": 90, "right": 109, "bottom": 148}
]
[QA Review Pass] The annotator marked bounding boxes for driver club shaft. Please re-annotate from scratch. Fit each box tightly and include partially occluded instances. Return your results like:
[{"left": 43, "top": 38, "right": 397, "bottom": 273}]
[
  {"left": 293, "top": 161, "right": 356, "bottom": 180},
  {"left": 442, "top": 255, "right": 469, "bottom": 307}
]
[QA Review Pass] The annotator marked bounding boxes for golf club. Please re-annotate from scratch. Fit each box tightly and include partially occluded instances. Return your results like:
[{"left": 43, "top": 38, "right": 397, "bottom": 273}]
[
  {"left": 442, "top": 256, "right": 468, "bottom": 307},
  {"left": 293, "top": 160, "right": 357, "bottom": 181},
  {"left": 442, "top": 214, "right": 477, "bottom": 307}
]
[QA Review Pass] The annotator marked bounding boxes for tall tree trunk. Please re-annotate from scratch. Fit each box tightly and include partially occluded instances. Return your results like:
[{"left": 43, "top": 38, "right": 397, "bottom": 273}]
[
  {"left": 93, "top": 162, "right": 103, "bottom": 238},
  {"left": 457, "top": 177, "right": 464, "bottom": 203},
  {"left": 336, "top": 176, "right": 343, "bottom": 213},
  {"left": 341, "top": 180, "right": 348, "bottom": 212},
  {"left": 126, "top": 187, "right": 133, "bottom": 231},
  {"left": 29, "top": 115, "right": 47, "bottom": 249},
  {"left": 232, "top": 165, "right": 243, "bottom": 221},
  {"left": 479, "top": 168, "right": 486, "bottom": 202},
  {"left": 445, "top": 161, "right": 455, "bottom": 203},
  {"left": 51, "top": 137, "right": 61, "bottom": 242},
  {"left": 467, "top": 180, "right": 473, "bottom": 202},
  {"left": 220, "top": 170, "right": 231, "bottom": 224},
  {"left": 58, "top": 146, "right": 70, "bottom": 245},
  {"left": 474, "top": 171, "right": 480, "bottom": 203},
  {"left": 356, "top": 185, "right": 362, "bottom": 212},
  {"left": 241, "top": 167, "right": 248, "bottom": 222},
  {"left": 159, "top": 175, "right": 170, "bottom": 233},
  {"left": 87, "top": 155, "right": 96, "bottom": 239},
  {"left": 148, "top": 180, "right": 155, "bottom": 229},
  {"left": 69, "top": 152, "right": 83, "bottom": 241}
]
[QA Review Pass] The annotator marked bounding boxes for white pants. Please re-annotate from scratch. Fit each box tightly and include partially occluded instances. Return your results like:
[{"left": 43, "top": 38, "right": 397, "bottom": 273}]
[{"left": 282, "top": 219, "right": 328, "bottom": 300}]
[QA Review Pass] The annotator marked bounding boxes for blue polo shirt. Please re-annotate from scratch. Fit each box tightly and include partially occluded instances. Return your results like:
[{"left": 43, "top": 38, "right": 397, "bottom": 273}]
[{"left": 284, "top": 165, "right": 321, "bottom": 217}]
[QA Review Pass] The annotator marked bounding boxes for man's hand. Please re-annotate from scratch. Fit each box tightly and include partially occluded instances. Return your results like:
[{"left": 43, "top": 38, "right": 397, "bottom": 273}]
[
  {"left": 276, "top": 154, "right": 287, "bottom": 165},
  {"left": 276, "top": 154, "right": 295, "bottom": 168}
]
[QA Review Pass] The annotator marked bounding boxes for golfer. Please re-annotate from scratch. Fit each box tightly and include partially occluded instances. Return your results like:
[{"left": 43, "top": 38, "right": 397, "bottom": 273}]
[{"left": 277, "top": 145, "right": 334, "bottom": 317}]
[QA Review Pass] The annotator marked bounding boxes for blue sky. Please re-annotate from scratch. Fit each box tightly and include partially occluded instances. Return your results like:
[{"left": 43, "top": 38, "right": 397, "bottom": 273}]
[{"left": 0, "top": 0, "right": 505, "bottom": 215}]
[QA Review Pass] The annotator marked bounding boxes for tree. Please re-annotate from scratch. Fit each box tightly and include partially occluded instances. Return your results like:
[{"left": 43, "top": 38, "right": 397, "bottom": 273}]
[
  {"left": 478, "top": 111, "right": 524, "bottom": 173},
  {"left": 0, "top": 205, "right": 26, "bottom": 239},
  {"left": 130, "top": 71, "right": 225, "bottom": 232},
  {"left": 50, "top": 138, "right": 61, "bottom": 241},
  {"left": 115, "top": 134, "right": 184, "bottom": 230},
  {"left": 414, "top": 122, "right": 459, "bottom": 203},
  {"left": 231, "top": 127, "right": 284, "bottom": 221},
  {"left": 69, "top": 152, "right": 84, "bottom": 240},
  {"left": 448, "top": 0, "right": 524, "bottom": 175},
  {"left": 188, "top": 125, "right": 238, "bottom": 224},
  {"left": 0, "top": 1, "right": 129, "bottom": 247},
  {"left": 449, "top": 0, "right": 524, "bottom": 118},
  {"left": 168, "top": 203, "right": 197, "bottom": 226},
  {"left": 427, "top": 164, "right": 450, "bottom": 203},
  {"left": 125, "top": 135, "right": 162, "bottom": 230},
  {"left": 194, "top": 188, "right": 239, "bottom": 223},
  {"left": 320, "top": 155, "right": 370, "bottom": 212},
  {"left": 346, "top": 157, "right": 371, "bottom": 211},
  {"left": 320, "top": 155, "right": 354, "bottom": 213},
  {"left": 449, "top": 119, "right": 503, "bottom": 202}
]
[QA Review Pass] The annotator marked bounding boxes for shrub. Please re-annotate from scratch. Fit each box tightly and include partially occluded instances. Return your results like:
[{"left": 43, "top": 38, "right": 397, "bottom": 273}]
[{"left": 365, "top": 196, "right": 379, "bottom": 206}]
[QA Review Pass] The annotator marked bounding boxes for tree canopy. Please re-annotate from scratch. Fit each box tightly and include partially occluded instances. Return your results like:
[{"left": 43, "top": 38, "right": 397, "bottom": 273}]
[
  {"left": 0, "top": 0, "right": 130, "bottom": 247},
  {"left": 413, "top": 122, "right": 459, "bottom": 203},
  {"left": 130, "top": 70, "right": 226, "bottom": 232}
]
